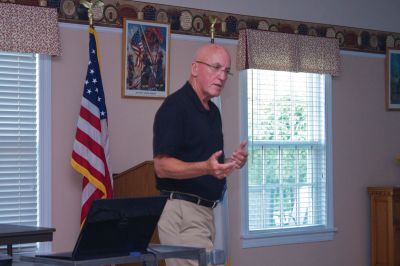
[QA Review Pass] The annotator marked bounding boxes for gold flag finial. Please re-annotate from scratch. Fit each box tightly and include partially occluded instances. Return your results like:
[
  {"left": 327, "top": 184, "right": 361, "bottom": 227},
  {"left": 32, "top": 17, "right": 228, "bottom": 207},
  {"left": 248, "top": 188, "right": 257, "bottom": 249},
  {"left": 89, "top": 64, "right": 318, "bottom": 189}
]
[
  {"left": 80, "top": 0, "right": 104, "bottom": 26},
  {"left": 209, "top": 16, "right": 218, "bottom": 43}
]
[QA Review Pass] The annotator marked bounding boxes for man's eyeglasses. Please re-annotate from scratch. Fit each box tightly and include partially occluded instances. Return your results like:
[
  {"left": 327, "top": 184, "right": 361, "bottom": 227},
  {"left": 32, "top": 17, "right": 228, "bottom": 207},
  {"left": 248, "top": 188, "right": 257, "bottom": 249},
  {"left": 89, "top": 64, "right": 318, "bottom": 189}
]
[{"left": 195, "top": 61, "right": 233, "bottom": 76}]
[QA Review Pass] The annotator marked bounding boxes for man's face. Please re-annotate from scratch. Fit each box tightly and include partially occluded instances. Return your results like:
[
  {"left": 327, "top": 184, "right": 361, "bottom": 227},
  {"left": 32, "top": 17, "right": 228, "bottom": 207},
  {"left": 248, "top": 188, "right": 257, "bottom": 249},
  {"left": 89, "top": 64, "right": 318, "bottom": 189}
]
[{"left": 194, "top": 48, "right": 231, "bottom": 99}]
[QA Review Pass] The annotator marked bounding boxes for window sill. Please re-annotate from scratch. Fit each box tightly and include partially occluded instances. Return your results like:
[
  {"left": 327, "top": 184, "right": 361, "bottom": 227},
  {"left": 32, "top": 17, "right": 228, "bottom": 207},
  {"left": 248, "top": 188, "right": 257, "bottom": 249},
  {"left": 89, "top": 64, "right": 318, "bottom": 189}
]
[{"left": 241, "top": 227, "right": 337, "bottom": 248}]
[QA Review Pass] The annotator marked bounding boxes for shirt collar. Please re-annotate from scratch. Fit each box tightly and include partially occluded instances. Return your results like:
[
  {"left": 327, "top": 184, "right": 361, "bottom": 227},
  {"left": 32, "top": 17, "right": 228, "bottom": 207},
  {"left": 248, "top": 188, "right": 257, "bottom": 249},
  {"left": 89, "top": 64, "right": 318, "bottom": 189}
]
[{"left": 183, "top": 81, "right": 211, "bottom": 113}]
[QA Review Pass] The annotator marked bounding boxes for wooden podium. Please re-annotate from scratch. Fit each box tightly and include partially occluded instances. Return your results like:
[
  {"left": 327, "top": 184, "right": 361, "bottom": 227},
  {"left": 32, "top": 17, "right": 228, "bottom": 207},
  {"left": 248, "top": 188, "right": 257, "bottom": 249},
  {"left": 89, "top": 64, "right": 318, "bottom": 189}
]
[
  {"left": 113, "top": 160, "right": 158, "bottom": 198},
  {"left": 113, "top": 160, "right": 165, "bottom": 266}
]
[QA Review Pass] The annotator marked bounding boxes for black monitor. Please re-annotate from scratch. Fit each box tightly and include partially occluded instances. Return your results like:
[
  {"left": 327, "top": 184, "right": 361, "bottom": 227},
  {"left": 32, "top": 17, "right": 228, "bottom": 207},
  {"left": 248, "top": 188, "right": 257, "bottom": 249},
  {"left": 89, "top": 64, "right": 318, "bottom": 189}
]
[{"left": 39, "top": 196, "right": 167, "bottom": 261}]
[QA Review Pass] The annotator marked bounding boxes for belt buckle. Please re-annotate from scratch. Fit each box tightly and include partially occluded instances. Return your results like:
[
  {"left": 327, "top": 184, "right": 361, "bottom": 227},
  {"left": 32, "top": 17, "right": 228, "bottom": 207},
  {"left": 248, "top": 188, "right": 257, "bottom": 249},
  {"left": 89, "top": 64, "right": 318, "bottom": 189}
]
[
  {"left": 211, "top": 201, "right": 217, "bottom": 208},
  {"left": 169, "top": 192, "right": 174, "bottom": 200},
  {"left": 196, "top": 197, "right": 201, "bottom": 205}
]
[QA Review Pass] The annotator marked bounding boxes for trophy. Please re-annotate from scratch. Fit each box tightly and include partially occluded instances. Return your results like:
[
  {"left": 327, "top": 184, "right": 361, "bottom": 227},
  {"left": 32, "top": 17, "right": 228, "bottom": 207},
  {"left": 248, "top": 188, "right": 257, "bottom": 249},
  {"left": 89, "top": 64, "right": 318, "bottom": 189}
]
[
  {"left": 80, "top": 0, "right": 104, "bottom": 26},
  {"left": 209, "top": 16, "right": 218, "bottom": 43}
]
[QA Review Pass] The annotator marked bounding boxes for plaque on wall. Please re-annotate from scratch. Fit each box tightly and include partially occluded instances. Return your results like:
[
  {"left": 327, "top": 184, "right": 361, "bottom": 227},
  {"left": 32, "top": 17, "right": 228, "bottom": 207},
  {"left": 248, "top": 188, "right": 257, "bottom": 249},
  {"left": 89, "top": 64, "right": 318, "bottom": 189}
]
[
  {"left": 169, "top": 13, "right": 180, "bottom": 31},
  {"left": 369, "top": 34, "right": 378, "bottom": 49},
  {"left": 326, "top": 27, "right": 336, "bottom": 38},
  {"left": 104, "top": 4, "right": 118, "bottom": 23},
  {"left": 60, "top": 0, "right": 76, "bottom": 19},
  {"left": 179, "top": 10, "right": 193, "bottom": 31},
  {"left": 142, "top": 5, "right": 156, "bottom": 21},
  {"left": 118, "top": 5, "right": 137, "bottom": 22},
  {"left": 297, "top": 24, "right": 308, "bottom": 35},
  {"left": 386, "top": 35, "right": 395, "bottom": 48},
  {"left": 225, "top": 16, "right": 237, "bottom": 34},
  {"left": 192, "top": 15, "right": 205, "bottom": 33},
  {"left": 237, "top": 20, "right": 247, "bottom": 30},
  {"left": 92, "top": 3, "right": 104, "bottom": 22},
  {"left": 76, "top": 4, "right": 88, "bottom": 20},
  {"left": 257, "top": 20, "right": 269, "bottom": 30},
  {"left": 335, "top": 31, "right": 345, "bottom": 46},
  {"left": 308, "top": 27, "right": 318, "bottom": 36},
  {"left": 269, "top": 24, "right": 278, "bottom": 32},
  {"left": 358, "top": 31, "right": 370, "bottom": 48},
  {"left": 156, "top": 10, "right": 169, "bottom": 23}
]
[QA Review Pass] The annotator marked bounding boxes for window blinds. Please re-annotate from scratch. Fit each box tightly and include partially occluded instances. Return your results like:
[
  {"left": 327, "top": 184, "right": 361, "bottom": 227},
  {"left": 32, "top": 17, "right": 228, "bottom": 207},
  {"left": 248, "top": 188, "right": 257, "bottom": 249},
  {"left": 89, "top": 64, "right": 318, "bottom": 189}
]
[
  {"left": 0, "top": 51, "right": 39, "bottom": 252},
  {"left": 246, "top": 69, "right": 327, "bottom": 231}
]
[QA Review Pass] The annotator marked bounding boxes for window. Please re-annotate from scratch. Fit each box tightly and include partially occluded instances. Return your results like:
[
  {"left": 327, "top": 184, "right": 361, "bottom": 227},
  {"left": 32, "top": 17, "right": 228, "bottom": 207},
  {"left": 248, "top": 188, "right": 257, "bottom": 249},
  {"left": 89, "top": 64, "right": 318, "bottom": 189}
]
[
  {"left": 240, "top": 69, "right": 334, "bottom": 247},
  {"left": 0, "top": 51, "right": 51, "bottom": 253}
]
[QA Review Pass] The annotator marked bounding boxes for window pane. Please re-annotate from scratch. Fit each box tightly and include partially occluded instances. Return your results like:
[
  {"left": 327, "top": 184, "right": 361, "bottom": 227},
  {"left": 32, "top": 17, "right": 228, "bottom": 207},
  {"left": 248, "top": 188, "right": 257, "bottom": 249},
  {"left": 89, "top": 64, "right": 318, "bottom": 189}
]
[
  {"left": 247, "top": 69, "right": 326, "bottom": 231},
  {"left": 0, "top": 51, "right": 39, "bottom": 253}
]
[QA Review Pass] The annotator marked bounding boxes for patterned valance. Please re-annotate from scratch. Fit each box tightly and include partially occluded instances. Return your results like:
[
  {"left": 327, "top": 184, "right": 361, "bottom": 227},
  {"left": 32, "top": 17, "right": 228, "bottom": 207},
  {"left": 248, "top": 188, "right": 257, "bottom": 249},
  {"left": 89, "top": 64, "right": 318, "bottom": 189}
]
[
  {"left": 237, "top": 29, "right": 340, "bottom": 76},
  {"left": 0, "top": 3, "right": 61, "bottom": 56}
]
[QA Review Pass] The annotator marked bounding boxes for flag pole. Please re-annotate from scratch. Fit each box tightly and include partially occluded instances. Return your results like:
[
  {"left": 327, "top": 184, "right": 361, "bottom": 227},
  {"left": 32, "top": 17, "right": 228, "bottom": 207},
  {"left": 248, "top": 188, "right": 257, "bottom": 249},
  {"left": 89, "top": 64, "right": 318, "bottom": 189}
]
[{"left": 72, "top": 0, "right": 112, "bottom": 229}]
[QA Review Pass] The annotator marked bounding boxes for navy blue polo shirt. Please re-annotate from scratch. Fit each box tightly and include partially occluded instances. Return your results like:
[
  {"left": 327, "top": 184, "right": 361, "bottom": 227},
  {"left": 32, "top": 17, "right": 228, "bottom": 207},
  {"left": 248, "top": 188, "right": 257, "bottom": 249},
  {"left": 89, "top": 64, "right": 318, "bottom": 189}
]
[{"left": 153, "top": 81, "right": 226, "bottom": 201}]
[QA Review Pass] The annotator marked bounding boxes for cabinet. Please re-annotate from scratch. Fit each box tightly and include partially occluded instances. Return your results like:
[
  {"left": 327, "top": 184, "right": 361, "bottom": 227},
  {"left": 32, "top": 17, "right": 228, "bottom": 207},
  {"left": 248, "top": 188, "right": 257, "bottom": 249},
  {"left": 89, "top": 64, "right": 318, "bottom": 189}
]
[{"left": 368, "top": 187, "right": 400, "bottom": 266}]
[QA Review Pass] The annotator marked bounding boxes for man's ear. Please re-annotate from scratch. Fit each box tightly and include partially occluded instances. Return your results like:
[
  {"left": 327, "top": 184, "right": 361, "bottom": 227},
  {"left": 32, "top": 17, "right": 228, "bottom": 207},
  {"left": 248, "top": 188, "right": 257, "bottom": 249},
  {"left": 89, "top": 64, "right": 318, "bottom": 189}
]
[{"left": 191, "top": 61, "right": 198, "bottom": 77}]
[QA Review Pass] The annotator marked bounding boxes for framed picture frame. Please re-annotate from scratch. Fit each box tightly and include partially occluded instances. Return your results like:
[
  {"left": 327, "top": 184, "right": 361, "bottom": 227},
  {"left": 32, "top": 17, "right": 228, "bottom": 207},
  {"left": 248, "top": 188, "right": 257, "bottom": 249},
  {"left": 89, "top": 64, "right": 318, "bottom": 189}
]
[
  {"left": 386, "top": 48, "right": 400, "bottom": 110},
  {"left": 122, "top": 19, "right": 170, "bottom": 99}
]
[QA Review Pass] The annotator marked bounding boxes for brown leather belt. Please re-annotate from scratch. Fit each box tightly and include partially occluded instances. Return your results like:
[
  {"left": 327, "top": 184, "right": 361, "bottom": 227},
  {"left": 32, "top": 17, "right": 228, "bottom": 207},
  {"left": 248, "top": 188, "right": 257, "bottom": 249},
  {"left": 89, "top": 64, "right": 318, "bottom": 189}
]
[{"left": 161, "top": 191, "right": 219, "bottom": 209}]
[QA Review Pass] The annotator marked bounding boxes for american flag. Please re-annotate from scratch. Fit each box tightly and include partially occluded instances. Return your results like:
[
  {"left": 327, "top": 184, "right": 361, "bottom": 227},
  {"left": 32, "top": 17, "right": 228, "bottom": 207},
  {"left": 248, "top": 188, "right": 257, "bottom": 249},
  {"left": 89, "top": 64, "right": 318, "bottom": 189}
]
[
  {"left": 131, "top": 27, "right": 144, "bottom": 56},
  {"left": 71, "top": 27, "right": 113, "bottom": 228},
  {"left": 129, "top": 27, "right": 145, "bottom": 88}
]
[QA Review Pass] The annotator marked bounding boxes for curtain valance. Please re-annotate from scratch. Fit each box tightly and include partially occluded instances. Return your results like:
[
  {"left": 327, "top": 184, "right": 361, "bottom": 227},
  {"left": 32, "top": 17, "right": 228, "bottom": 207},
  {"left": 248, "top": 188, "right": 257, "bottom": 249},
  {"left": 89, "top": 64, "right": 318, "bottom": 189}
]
[
  {"left": 237, "top": 29, "right": 340, "bottom": 76},
  {"left": 0, "top": 3, "right": 61, "bottom": 56}
]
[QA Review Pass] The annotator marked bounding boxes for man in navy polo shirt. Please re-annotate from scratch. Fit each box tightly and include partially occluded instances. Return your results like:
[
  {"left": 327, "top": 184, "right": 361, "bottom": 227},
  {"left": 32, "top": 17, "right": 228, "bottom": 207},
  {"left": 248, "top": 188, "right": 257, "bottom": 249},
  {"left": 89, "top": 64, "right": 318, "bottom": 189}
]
[{"left": 153, "top": 43, "right": 247, "bottom": 266}]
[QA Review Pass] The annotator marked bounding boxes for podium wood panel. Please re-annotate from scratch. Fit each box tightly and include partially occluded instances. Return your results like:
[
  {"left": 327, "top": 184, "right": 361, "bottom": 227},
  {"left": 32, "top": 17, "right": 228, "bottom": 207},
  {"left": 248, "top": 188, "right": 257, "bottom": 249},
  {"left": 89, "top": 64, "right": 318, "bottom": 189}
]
[
  {"left": 113, "top": 160, "right": 165, "bottom": 266},
  {"left": 368, "top": 187, "right": 400, "bottom": 266},
  {"left": 113, "top": 161, "right": 158, "bottom": 197}
]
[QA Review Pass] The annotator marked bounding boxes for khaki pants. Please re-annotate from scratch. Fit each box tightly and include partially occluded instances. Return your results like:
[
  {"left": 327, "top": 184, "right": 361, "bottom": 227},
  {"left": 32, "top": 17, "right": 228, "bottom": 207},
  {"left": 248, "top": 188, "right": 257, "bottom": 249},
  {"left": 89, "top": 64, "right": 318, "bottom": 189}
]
[{"left": 158, "top": 199, "right": 215, "bottom": 266}]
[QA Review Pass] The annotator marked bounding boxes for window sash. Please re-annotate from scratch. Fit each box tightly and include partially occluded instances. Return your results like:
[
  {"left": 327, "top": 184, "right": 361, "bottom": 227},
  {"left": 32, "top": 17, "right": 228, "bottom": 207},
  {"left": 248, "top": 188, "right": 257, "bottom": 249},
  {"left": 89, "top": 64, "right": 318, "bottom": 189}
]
[
  {"left": 0, "top": 51, "right": 39, "bottom": 254},
  {"left": 248, "top": 142, "right": 326, "bottom": 231},
  {"left": 242, "top": 69, "right": 332, "bottom": 243}
]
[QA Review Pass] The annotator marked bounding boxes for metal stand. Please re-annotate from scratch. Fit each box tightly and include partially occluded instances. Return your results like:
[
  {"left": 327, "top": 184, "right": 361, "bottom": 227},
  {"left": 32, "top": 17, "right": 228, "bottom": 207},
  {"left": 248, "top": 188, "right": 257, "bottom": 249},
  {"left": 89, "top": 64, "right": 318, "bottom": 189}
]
[{"left": 18, "top": 244, "right": 207, "bottom": 266}]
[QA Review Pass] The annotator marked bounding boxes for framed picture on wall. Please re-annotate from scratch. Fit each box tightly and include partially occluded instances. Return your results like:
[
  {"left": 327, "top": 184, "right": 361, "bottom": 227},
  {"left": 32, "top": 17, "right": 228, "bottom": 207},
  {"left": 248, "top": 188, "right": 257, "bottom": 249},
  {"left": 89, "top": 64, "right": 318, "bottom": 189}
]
[
  {"left": 386, "top": 48, "right": 400, "bottom": 110},
  {"left": 122, "top": 19, "right": 170, "bottom": 99}
]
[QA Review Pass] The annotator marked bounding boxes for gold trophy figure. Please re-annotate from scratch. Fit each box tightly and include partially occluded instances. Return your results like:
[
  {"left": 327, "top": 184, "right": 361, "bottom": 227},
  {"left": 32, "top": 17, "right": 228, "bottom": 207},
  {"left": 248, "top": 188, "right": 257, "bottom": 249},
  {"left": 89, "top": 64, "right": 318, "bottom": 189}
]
[
  {"left": 80, "top": 0, "right": 104, "bottom": 26},
  {"left": 209, "top": 16, "right": 218, "bottom": 43}
]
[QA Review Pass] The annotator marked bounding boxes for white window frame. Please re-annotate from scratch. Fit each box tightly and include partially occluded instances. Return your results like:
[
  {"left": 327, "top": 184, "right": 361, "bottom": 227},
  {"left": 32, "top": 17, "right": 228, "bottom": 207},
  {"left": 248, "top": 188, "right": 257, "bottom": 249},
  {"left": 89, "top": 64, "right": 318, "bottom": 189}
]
[
  {"left": 239, "top": 70, "right": 335, "bottom": 248},
  {"left": 38, "top": 54, "right": 52, "bottom": 253},
  {"left": 0, "top": 52, "right": 52, "bottom": 253}
]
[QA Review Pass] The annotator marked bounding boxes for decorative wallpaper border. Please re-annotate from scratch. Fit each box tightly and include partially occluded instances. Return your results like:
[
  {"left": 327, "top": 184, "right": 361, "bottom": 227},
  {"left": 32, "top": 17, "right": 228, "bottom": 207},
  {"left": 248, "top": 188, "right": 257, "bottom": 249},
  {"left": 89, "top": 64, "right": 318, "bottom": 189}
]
[{"left": 12, "top": 0, "right": 400, "bottom": 54}]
